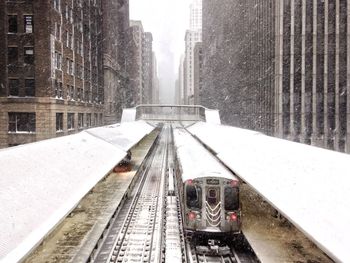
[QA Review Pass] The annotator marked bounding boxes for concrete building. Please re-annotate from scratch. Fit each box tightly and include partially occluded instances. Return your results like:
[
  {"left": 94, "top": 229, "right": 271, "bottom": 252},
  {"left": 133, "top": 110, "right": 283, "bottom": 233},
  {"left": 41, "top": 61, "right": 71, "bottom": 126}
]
[
  {"left": 202, "top": 0, "right": 350, "bottom": 153},
  {"left": 193, "top": 42, "right": 203, "bottom": 105},
  {"left": 142, "top": 32, "right": 153, "bottom": 104},
  {"left": 0, "top": 0, "right": 105, "bottom": 148},
  {"left": 183, "top": 0, "right": 202, "bottom": 105},
  {"left": 127, "top": 20, "right": 144, "bottom": 106},
  {"left": 151, "top": 52, "right": 159, "bottom": 104}
]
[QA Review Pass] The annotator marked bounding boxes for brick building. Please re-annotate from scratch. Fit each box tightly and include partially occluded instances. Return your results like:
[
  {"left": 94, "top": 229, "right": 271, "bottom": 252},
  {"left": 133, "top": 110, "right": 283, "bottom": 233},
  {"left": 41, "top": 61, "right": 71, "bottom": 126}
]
[{"left": 0, "top": 0, "right": 106, "bottom": 148}]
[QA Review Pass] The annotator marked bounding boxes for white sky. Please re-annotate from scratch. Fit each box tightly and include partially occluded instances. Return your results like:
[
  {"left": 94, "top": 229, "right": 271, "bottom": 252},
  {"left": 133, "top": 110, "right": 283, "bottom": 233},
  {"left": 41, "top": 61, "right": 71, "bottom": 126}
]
[{"left": 130, "top": 0, "right": 191, "bottom": 103}]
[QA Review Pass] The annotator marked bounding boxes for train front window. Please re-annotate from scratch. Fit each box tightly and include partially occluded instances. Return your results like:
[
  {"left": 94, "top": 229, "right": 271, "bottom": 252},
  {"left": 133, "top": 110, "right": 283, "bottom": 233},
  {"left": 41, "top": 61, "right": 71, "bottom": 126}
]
[
  {"left": 186, "top": 184, "right": 202, "bottom": 209},
  {"left": 224, "top": 186, "right": 239, "bottom": 210}
]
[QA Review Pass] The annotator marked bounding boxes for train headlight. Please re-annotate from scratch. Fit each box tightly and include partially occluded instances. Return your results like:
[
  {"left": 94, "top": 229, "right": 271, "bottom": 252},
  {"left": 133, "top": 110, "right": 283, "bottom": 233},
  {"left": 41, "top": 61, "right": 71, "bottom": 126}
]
[
  {"left": 188, "top": 211, "right": 201, "bottom": 221},
  {"left": 188, "top": 211, "right": 196, "bottom": 221},
  {"left": 226, "top": 212, "right": 238, "bottom": 222}
]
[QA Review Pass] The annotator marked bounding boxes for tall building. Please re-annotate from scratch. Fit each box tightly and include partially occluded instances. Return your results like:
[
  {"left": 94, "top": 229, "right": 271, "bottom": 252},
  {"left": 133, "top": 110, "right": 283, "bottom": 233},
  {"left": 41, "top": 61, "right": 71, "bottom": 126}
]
[
  {"left": 142, "top": 32, "right": 153, "bottom": 104},
  {"left": 127, "top": 20, "right": 144, "bottom": 106},
  {"left": 151, "top": 52, "right": 159, "bottom": 104},
  {"left": 184, "top": 0, "right": 202, "bottom": 105},
  {"left": 102, "top": 0, "right": 130, "bottom": 124},
  {"left": 0, "top": 0, "right": 106, "bottom": 148},
  {"left": 202, "top": 0, "right": 350, "bottom": 153},
  {"left": 127, "top": 21, "right": 156, "bottom": 106},
  {"left": 193, "top": 42, "right": 203, "bottom": 105}
]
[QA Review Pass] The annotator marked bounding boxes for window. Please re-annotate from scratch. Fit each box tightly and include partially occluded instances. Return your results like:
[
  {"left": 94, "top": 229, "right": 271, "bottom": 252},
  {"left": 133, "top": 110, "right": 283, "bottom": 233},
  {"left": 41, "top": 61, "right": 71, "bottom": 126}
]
[
  {"left": 67, "top": 113, "right": 75, "bottom": 130},
  {"left": 55, "top": 52, "right": 62, "bottom": 69},
  {"left": 78, "top": 113, "right": 84, "bottom": 128},
  {"left": 56, "top": 113, "right": 63, "bottom": 131},
  {"left": 186, "top": 184, "right": 202, "bottom": 209},
  {"left": 8, "top": 112, "right": 36, "bottom": 133},
  {"left": 8, "top": 79, "right": 19, "bottom": 96},
  {"left": 24, "top": 47, "right": 34, "bottom": 64},
  {"left": 94, "top": 113, "right": 98, "bottom": 126},
  {"left": 25, "top": 79, "right": 35, "bottom": 97},
  {"left": 8, "top": 15, "right": 17, "bottom": 33},
  {"left": 224, "top": 186, "right": 239, "bottom": 211},
  {"left": 53, "top": 0, "right": 61, "bottom": 11},
  {"left": 55, "top": 23, "right": 61, "bottom": 40},
  {"left": 24, "top": 15, "right": 33, "bottom": 33},
  {"left": 8, "top": 47, "right": 18, "bottom": 64},
  {"left": 86, "top": 113, "right": 91, "bottom": 127}
]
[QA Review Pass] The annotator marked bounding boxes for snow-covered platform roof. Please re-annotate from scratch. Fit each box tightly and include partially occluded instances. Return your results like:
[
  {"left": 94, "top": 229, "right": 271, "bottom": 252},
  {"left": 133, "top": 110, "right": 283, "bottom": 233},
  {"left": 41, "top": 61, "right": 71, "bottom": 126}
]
[
  {"left": 188, "top": 122, "right": 350, "bottom": 263},
  {"left": 0, "top": 120, "right": 154, "bottom": 262}
]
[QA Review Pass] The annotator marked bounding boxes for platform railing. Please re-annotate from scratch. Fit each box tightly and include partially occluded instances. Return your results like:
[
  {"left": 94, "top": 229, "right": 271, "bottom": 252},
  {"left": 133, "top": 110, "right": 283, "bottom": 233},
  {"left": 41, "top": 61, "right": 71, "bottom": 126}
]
[{"left": 135, "top": 104, "right": 207, "bottom": 122}]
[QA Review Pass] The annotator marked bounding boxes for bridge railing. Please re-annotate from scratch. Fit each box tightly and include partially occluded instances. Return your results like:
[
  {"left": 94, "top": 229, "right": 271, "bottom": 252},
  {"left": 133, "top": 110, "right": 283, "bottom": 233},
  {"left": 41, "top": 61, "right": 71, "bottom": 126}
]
[{"left": 135, "top": 104, "right": 207, "bottom": 122}]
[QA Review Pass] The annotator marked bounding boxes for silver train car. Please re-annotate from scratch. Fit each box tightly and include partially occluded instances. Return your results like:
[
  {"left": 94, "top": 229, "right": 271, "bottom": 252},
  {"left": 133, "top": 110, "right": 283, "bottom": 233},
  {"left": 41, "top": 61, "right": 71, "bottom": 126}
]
[{"left": 173, "top": 128, "right": 241, "bottom": 240}]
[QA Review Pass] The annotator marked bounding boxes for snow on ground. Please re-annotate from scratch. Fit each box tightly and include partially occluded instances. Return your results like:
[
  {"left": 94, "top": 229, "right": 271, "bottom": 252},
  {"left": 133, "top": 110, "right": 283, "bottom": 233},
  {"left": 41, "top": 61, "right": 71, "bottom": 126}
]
[
  {"left": 188, "top": 122, "right": 350, "bottom": 263},
  {"left": 0, "top": 121, "right": 154, "bottom": 262}
]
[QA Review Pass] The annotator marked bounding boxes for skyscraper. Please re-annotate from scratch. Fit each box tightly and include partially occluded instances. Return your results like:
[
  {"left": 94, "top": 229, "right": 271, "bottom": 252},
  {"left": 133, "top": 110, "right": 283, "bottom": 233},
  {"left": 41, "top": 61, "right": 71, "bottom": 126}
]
[
  {"left": 183, "top": 0, "right": 202, "bottom": 105},
  {"left": 202, "top": 0, "right": 350, "bottom": 153}
]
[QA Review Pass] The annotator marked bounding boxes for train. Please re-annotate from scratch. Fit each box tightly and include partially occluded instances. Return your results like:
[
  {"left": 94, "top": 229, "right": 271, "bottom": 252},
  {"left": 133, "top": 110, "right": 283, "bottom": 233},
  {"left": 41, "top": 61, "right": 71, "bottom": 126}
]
[{"left": 173, "top": 127, "right": 241, "bottom": 252}]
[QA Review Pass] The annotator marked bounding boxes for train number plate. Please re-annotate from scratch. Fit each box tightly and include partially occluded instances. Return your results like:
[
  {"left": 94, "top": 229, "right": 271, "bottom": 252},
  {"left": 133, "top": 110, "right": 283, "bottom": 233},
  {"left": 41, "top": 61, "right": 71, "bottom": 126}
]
[{"left": 206, "top": 179, "right": 219, "bottom": 185}]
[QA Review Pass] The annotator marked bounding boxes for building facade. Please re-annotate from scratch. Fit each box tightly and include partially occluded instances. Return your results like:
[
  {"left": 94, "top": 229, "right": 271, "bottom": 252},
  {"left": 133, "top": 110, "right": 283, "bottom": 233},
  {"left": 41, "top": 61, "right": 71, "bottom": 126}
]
[
  {"left": 102, "top": 0, "right": 130, "bottom": 123},
  {"left": 142, "top": 32, "right": 153, "bottom": 104},
  {"left": 127, "top": 20, "right": 144, "bottom": 106},
  {"left": 202, "top": 0, "right": 350, "bottom": 153},
  {"left": 0, "top": 0, "right": 106, "bottom": 148},
  {"left": 183, "top": 0, "right": 202, "bottom": 105},
  {"left": 193, "top": 42, "right": 203, "bottom": 105},
  {"left": 151, "top": 52, "right": 159, "bottom": 104}
]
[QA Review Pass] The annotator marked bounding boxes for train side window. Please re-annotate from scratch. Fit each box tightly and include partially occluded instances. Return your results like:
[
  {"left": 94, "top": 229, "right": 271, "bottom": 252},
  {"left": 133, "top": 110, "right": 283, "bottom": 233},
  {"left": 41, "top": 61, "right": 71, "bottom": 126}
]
[
  {"left": 224, "top": 186, "right": 239, "bottom": 210},
  {"left": 186, "top": 184, "right": 202, "bottom": 209}
]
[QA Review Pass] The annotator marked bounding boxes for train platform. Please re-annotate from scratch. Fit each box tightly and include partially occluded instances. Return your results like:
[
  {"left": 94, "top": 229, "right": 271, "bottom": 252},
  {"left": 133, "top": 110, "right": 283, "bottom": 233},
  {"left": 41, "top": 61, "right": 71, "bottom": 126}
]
[
  {"left": 188, "top": 121, "right": 350, "bottom": 262},
  {"left": 24, "top": 129, "right": 159, "bottom": 262},
  {"left": 241, "top": 184, "right": 332, "bottom": 262},
  {"left": 0, "top": 120, "right": 155, "bottom": 263}
]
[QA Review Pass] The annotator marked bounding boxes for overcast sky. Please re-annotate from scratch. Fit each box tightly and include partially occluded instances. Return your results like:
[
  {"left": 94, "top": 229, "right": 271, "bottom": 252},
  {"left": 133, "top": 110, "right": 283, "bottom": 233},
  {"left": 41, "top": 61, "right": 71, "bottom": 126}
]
[{"left": 130, "top": 0, "right": 191, "bottom": 103}]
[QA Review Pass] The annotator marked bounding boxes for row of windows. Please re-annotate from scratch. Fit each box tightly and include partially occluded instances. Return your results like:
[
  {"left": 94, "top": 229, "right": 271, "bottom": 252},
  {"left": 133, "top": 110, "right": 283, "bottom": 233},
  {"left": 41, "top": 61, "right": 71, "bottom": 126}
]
[
  {"left": 7, "top": 112, "right": 103, "bottom": 133},
  {"left": 8, "top": 46, "right": 34, "bottom": 65},
  {"left": 8, "top": 15, "right": 33, "bottom": 34},
  {"left": 54, "top": 52, "right": 84, "bottom": 79},
  {"left": 57, "top": 112, "right": 102, "bottom": 131},
  {"left": 8, "top": 78, "right": 35, "bottom": 97}
]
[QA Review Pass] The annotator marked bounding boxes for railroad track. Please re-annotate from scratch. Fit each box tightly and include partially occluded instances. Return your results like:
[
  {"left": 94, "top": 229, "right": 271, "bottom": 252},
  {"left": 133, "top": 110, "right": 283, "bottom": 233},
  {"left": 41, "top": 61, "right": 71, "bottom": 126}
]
[{"left": 93, "top": 125, "right": 169, "bottom": 263}]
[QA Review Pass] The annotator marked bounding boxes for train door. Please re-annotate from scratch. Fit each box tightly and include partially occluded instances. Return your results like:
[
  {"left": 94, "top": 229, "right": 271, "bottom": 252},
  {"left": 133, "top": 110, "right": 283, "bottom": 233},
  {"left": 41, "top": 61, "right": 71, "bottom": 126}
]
[{"left": 205, "top": 186, "right": 221, "bottom": 228}]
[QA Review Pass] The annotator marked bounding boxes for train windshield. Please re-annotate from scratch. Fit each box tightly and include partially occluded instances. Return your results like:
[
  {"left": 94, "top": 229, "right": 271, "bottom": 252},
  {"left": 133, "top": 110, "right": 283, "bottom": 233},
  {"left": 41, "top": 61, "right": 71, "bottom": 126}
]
[
  {"left": 186, "top": 184, "right": 202, "bottom": 209},
  {"left": 224, "top": 186, "right": 239, "bottom": 210}
]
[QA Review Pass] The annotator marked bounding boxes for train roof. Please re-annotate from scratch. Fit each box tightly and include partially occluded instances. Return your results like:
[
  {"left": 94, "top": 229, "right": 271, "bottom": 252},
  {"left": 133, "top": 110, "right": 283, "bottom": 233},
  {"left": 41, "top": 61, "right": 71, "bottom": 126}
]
[{"left": 173, "top": 128, "right": 237, "bottom": 182}]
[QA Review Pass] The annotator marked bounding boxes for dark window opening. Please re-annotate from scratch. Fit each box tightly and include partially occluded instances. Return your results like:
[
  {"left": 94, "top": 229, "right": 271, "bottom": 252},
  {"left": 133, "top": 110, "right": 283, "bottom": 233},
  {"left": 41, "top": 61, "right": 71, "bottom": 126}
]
[
  {"left": 207, "top": 188, "right": 218, "bottom": 205},
  {"left": 186, "top": 184, "right": 202, "bottom": 209},
  {"left": 8, "top": 112, "right": 36, "bottom": 132},
  {"left": 8, "top": 79, "right": 19, "bottom": 96},
  {"left": 8, "top": 47, "right": 18, "bottom": 64},
  {"left": 67, "top": 113, "right": 75, "bottom": 130},
  {"left": 24, "top": 47, "right": 34, "bottom": 64},
  {"left": 25, "top": 79, "right": 35, "bottom": 97},
  {"left": 224, "top": 186, "right": 239, "bottom": 211},
  {"left": 8, "top": 15, "right": 17, "bottom": 33},
  {"left": 24, "top": 15, "right": 33, "bottom": 33},
  {"left": 78, "top": 113, "right": 84, "bottom": 128},
  {"left": 56, "top": 113, "right": 63, "bottom": 131}
]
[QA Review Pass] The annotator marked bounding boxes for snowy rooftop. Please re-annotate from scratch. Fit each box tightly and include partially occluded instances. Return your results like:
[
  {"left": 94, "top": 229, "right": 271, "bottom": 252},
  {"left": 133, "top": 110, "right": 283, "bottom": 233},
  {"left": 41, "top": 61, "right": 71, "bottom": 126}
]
[
  {"left": 0, "top": 120, "right": 154, "bottom": 262},
  {"left": 188, "top": 122, "right": 350, "bottom": 263}
]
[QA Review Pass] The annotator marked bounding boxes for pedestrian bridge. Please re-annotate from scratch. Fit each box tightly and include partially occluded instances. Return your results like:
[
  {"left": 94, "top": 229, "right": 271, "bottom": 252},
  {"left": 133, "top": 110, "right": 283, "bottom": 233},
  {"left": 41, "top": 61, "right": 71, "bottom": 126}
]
[{"left": 0, "top": 105, "right": 349, "bottom": 262}]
